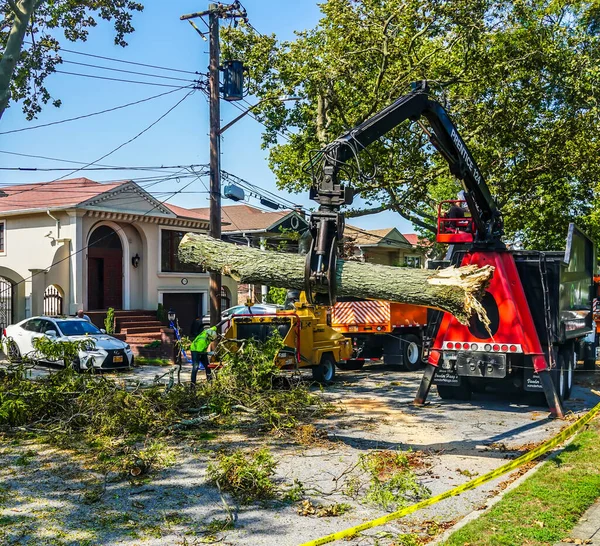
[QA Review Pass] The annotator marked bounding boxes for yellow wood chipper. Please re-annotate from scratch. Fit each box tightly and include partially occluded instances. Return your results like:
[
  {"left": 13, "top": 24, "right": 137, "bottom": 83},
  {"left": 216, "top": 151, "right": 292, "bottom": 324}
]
[{"left": 211, "top": 297, "right": 352, "bottom": 383}]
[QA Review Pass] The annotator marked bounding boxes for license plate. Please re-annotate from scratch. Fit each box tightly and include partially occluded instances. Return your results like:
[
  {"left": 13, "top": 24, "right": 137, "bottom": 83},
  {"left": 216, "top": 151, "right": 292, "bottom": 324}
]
[{"left": 113, "top": 355, "right": 124, "bottom": 363}]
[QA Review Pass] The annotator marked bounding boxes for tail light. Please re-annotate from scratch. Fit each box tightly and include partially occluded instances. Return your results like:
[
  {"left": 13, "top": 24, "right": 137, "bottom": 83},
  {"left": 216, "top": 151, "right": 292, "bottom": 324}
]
[
  {"left": 509, "top": 345, "right": 517, "bottom": 352},
  {"left": 471, "top": 343, "right": 479, "bottom": 351},
  {"left": 2, "top": 329, "right": 5, "bottom": 337},
  {"left": 501, "top": 344, "right": 508, "bottom": 352},
  {"left": 447, "top": 342, "right": 454, "bottom": 349},
  {"left": 493, "top": 344, "right": 500, "bottom": 351}
]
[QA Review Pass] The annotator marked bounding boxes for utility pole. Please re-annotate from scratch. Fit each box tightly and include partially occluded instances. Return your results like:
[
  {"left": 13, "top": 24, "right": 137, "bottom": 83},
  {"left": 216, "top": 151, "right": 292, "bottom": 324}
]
[
  {"left": 181, "top": 2, "right": 247, "bottom": 326},
  {"left": 208, "top": 4, "right": 222, "bottom": 327}
]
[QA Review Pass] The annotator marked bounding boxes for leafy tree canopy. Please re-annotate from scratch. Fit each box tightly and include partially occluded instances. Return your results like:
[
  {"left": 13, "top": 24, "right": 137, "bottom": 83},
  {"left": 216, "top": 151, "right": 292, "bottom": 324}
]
[
  {"left": 0, "top": 0, "right": 143, "bottom": 120},
  {"left": 222, "top": 0, "right": 600, "bottom": 249}
]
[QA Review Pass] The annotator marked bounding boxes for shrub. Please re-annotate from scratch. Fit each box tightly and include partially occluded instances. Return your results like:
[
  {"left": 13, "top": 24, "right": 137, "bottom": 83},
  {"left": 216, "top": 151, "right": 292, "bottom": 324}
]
[
  {"left": 104, "top": 307, "right": 115, "bottom": 334},
  {"left": 360, "top": 450, "right": 430, "bottom": 511},
  {"left": 207, "top": 448, "right": 277, "bottom": 503}
]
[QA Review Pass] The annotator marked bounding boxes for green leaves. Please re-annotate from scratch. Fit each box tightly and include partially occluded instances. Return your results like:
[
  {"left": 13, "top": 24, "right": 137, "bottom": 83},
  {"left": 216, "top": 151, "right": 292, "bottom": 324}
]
[
  {"left": 0, "top": 0, "right": 144, "bottom": 119},
  {"left": 223, "top": 0, "right": 600, "bottom": 248}
]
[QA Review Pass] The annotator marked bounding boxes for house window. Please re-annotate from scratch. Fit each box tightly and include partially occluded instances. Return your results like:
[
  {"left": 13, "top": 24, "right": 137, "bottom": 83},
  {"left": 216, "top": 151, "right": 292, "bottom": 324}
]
[
  {"left": 404, "top": 255, "right": 422, "bottom": 268},
  {"left": 161, "top": 229, "right": 205, "bottom": 273},
  {"left": 221, "top": 287, "right": 231, "bottom": 311},
  {"left": 0, "top": 221, "right": 5, "bottom": 253}
]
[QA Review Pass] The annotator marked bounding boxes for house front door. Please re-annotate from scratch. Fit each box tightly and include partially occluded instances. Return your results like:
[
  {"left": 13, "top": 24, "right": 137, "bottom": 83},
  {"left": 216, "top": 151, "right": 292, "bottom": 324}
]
[{"left": 88, "top": 225, "right": 123, "bottom": 310}]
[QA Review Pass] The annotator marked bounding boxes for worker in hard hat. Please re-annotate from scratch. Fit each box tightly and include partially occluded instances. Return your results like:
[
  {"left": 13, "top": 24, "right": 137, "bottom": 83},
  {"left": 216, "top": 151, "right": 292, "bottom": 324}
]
[{"left": 190, "top": 326, "right": 218, "bottom": 384}]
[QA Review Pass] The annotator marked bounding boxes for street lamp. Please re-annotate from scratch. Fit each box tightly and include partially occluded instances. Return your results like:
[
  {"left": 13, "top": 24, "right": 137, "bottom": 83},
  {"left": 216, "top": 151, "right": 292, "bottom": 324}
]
[{"left": 219, "top": 96, "right": 301, "bottom": 135}]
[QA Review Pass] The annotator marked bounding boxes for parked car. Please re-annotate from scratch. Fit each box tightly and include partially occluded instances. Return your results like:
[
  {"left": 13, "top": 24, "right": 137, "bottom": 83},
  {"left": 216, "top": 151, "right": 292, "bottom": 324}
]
[
  {"left": 201, "top": 303, "right": 284, "bottom": 326},
  {"left": 2, "top": 316, "right": 134, "bottom": 371}
]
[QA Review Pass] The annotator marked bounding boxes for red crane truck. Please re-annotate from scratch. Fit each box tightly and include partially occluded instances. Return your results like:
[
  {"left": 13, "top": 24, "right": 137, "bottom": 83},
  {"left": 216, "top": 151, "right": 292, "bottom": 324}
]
[{"left": 302, "top": 81, "right": 595, "bottom": 418}]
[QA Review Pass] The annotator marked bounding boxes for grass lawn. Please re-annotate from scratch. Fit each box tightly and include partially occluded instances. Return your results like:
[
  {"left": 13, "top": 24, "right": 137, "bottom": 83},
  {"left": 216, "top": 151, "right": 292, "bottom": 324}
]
[{"left": 442, "top": 417, "right": 600, "bottom": 546}]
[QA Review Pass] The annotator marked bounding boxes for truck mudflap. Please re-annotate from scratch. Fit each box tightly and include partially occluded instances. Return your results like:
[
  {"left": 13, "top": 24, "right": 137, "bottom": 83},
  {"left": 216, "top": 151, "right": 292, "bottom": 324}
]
[
  {"left": 433, "top": 369, "right": 461, "bottom": 386},
  {"left": 523, "top": 368, "right": 544, "bottom": 391}
]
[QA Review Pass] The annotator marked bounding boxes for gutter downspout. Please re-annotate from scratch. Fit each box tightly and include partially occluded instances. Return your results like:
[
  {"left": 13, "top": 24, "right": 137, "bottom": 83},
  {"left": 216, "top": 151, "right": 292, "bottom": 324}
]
[{"left": 47, "top": 210, "right": 60, "bottom": 239}]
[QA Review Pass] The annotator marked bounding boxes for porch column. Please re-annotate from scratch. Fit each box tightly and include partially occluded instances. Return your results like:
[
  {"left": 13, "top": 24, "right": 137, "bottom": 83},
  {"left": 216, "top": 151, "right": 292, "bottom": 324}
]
[
  {"left": 28, "top": 268, "right": 46, "bottom": 317},
  {"left": 66, "top": 210, "right": 85, "bottom": 314}
]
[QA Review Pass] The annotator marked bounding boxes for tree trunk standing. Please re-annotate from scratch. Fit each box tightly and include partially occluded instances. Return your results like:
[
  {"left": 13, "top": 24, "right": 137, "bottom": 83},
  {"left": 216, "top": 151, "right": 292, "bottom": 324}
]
[
  {"left": 0, "top": 0, "right": 38, "bottom": 120},
  {"left": 179, "top": 233, "right": 494, "bottom": 325}
]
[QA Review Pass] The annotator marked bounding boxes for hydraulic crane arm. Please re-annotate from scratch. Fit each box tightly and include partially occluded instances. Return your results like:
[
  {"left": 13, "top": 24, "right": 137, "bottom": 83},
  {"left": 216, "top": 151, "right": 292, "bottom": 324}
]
[{"left": 305, "top": 81, "right": 503, "bottom": 305}]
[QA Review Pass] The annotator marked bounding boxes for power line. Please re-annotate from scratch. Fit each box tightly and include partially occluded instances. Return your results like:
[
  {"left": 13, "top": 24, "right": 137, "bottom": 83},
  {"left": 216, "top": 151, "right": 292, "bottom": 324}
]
[
  {"left": 54, "top": 70, "right": 197, "bottom": 89},
  {"left": 0, "top": 86, "right": 194, "bottom": 136},
  {"left": 60, "top": 59, "right": 199, "bottom": 84},
  {"left": 6, "top": 89, "right": 197, "bottom": 198},
  {"left": 0, "top": 163, "right": 210, "bottom": 172},
  {"left": 24, "top": 41, "right": 198, "bottom": 76}
]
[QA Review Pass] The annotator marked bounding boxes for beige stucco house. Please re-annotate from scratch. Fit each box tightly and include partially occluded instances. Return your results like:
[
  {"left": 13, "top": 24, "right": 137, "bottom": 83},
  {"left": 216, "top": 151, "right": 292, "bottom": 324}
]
[
  {"left": 0, "top": 177, "right": 237, "bottom": 331},
  {"left": 344, "top": 226, "right": 430, "bottom": 267}
]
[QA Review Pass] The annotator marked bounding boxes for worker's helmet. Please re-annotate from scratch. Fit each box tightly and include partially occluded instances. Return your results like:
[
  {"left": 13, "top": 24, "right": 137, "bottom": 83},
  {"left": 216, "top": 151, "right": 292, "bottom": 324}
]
[{"left": 205, "top": 328, "right": 218, "bottom": 340}]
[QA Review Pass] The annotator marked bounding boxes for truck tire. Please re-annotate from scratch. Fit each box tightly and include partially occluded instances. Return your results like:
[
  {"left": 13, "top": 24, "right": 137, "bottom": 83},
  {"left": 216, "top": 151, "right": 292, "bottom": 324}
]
[
  {"left": 312, "top": 354, "right": 336, "bottom": 384},
  {"left": 336, "top": 359, "right": 365, "bottom": 371},
  {"left": 562, "top": 350, "right": 574, "bottom": 401},
  {"left": 401, "top": 334, "right": 423, "bottom": 372},
  {"left": 437, "top": 382, "right": 472, "bottom": 401},
  {"left": 551, "top": 353, "right": 567, "bottom": 402},
  {"left": 583, "top": 338, "right": 597, "bottom": 370}
]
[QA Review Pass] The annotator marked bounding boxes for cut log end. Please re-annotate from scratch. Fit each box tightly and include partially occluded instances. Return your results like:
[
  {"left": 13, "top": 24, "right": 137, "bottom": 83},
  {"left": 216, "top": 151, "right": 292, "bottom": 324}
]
[{"left": 427, "top": 265, "right": 494, "bottom": 327}]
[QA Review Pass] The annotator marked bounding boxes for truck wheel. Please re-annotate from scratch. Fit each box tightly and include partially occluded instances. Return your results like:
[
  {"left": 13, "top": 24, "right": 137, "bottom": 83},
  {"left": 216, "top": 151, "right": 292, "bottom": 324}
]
[
  {"left": 401, "top": 334, "right": 422, "bottom": 372},
  {"left": 312, "top": 354, "right": 336, "bottom": 384},
  {"left": 563, "top": 352, "right": 574, "bottom": 401},
  {"left": 336, "top": 360, "right": 365, "bottom": 371},
  {"left": 552, "top": 353, "right": 567, "bottom": 402},
  {"left": 437, "top": 382, "right": 472, "bottom": 401},
  {"left": 582, "top": 336, "right": 597, "bottom": 370}
]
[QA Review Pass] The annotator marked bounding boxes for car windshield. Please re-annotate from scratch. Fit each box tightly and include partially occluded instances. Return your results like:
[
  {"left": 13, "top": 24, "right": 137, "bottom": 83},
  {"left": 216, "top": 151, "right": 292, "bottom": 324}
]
[{"left": 56, "top": 320, "right": 101, "bottom": 336}]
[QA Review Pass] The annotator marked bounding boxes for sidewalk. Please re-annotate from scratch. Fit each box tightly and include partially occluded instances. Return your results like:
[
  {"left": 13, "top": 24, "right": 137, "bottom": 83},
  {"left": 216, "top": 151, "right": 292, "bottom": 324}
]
[{"left": 556, "top": 500, "right": 600, "bottom": 545}]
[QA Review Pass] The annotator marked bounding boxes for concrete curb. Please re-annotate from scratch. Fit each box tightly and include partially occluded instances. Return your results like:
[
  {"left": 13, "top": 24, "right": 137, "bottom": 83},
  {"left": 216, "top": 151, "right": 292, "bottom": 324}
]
[{"left": 429, "top": 431, "right": 578, "bottom": 545}]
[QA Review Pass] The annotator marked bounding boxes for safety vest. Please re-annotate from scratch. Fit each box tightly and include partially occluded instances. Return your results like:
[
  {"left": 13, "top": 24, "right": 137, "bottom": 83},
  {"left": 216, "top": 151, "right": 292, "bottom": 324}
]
[{"left": 190, "top": 327, "right": 216, "bottom": 353}]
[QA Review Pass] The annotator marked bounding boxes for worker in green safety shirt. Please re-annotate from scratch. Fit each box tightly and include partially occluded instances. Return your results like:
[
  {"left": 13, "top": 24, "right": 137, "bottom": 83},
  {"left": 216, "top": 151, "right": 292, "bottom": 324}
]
[{"left": 190, "top": 326, "right": 217, "bottom": 383}]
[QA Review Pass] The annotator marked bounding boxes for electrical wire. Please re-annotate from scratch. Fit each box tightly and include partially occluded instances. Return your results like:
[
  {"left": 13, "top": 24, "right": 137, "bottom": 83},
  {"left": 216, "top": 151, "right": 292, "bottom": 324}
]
[
  {"left": 23, "top": 41, "right": 198, "bottom": 75},
  {"left": 0, "top": 86, "right": 195, "bottom": 136},
  {"left": 60, "top": 59, "right": 199, "bottom": 84},
  {"left": 5, "top": 89, "right": 197, "bottom": 198},
  {"left": 53, "top": 70, "right": 196, "bottom": 89}
]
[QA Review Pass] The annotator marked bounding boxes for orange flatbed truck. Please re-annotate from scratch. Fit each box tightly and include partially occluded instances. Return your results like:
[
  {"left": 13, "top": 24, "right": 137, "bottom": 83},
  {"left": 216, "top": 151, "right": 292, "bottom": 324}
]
[{"left": 331, "top": 298, "right": 428, "bottom": 371}]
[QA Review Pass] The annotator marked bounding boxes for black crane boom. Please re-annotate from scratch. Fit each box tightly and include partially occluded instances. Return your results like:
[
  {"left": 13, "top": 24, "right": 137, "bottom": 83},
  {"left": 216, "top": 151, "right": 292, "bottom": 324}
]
[{"left": 305, "top": 81, "right": 503, "bottom": 305}]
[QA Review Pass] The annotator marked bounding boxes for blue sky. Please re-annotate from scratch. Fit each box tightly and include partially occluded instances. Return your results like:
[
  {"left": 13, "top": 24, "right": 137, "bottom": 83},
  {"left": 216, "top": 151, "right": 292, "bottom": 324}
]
[{"left": 0, "top": 0, "right": 414, "bottom": 234}]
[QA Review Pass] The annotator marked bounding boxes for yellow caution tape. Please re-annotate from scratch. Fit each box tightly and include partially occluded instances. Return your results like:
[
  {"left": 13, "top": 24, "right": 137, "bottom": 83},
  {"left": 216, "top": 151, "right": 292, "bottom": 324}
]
[{"left": 299, "top": 401, "right": 600, "bottom": 546}]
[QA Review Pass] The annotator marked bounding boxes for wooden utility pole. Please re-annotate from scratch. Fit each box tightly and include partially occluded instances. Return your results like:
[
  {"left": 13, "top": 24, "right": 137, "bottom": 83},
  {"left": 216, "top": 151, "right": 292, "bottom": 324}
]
[
  {"left": 181, "top": 2, "right": 247, "bottom": 325},
  {"left": 208, "top": 4, "right": 222, "bottom": 326}
]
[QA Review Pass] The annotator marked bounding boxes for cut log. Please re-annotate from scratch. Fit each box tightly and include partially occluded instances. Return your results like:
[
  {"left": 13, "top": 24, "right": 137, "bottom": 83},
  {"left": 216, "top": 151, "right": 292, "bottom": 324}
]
[{"left": 179, "top": 233, "right": 494, "bottom": 325}]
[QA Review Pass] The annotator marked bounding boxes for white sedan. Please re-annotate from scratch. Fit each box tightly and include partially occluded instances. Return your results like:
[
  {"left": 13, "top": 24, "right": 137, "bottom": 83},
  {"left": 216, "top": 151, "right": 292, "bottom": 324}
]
[{"left": 2, "top": 316, "right": 134, "bottom": 371}]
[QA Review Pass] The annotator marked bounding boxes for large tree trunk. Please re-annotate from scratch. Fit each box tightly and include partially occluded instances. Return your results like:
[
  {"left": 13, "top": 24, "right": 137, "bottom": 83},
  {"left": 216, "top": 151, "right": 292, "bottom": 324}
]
[
  {"left": 0, "top": 0, "right": 38, "bottom": 120},
  {"left": 179, "top": 233, "right": 494, "bottom": 325}
]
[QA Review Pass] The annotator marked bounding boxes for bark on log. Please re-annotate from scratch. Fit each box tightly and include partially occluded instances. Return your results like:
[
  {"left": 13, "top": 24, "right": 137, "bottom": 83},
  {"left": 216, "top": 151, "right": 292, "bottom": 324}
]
[{"left": 179, "top": 233, "right": 494, "bottom": 325}]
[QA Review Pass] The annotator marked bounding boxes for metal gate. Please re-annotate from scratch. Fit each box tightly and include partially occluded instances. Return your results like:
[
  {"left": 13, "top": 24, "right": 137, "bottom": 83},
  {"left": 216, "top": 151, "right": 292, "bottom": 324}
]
[
  {"left": 0, "top": 276, "right": 13, "bottom": 332},
  {"left": 43, "top": 285, "right": 63, "bottom": 316}
]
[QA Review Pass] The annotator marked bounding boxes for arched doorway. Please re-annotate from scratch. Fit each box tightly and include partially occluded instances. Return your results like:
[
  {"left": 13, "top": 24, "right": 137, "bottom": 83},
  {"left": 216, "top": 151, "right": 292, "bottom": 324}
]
[
  {"left": 88, "top": 225, "right": 123, "bottom": 310},
  {"left": 0, "top": 276, "right": 13, "bottom": 331}
]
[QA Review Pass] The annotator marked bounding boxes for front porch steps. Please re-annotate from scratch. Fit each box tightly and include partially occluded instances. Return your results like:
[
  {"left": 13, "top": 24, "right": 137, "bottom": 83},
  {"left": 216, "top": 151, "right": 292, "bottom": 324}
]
[{"left": 87, "top": 309, "right": 175, "bottom": 360}]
